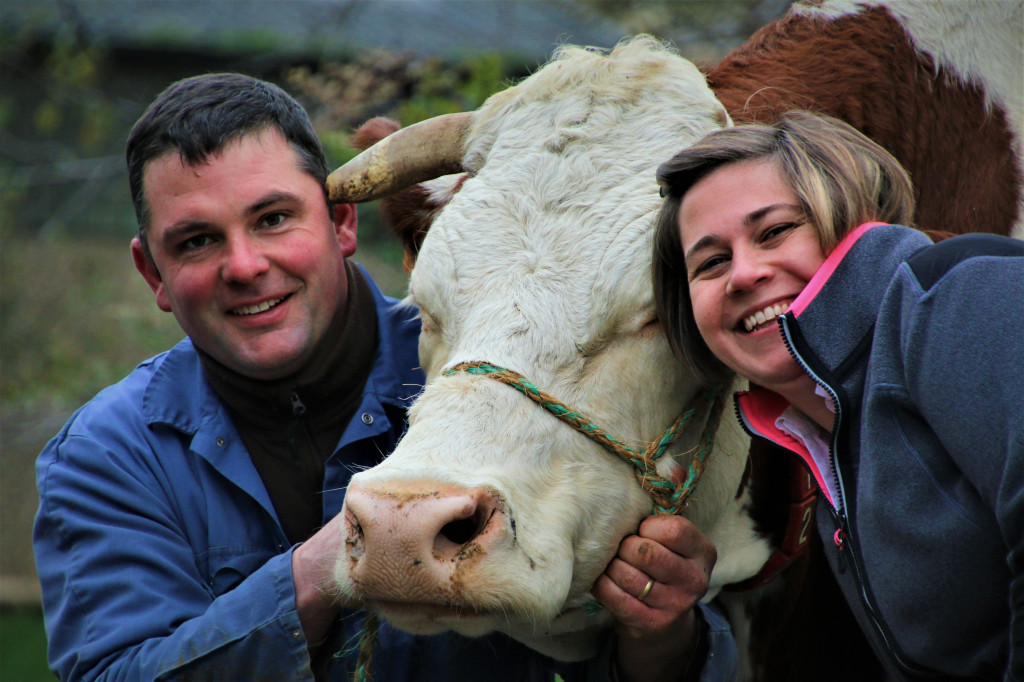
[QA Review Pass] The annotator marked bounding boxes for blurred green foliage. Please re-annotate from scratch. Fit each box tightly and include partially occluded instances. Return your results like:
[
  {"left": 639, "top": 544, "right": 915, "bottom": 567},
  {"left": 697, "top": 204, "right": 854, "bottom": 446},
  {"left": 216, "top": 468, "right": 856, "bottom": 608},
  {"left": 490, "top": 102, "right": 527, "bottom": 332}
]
[
  {"left": 0, "top": 236, "right": 184, "bottom": 405},
  {"left": 0, "top": 609, "right": 51, "bottom": 682},
  {"left": 290, "top": 50, "right": 516, "bottom": 173}
]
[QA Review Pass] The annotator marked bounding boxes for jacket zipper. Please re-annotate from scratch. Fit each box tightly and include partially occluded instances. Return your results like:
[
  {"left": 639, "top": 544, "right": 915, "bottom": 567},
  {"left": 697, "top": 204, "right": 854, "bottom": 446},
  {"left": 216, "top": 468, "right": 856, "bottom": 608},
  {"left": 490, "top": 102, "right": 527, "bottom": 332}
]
[
  {"left": 286, "top": 391, "right": 308, "bottom": 468},
  {"left": 776, "top": 314, "right": 934, "bottom": 677}
]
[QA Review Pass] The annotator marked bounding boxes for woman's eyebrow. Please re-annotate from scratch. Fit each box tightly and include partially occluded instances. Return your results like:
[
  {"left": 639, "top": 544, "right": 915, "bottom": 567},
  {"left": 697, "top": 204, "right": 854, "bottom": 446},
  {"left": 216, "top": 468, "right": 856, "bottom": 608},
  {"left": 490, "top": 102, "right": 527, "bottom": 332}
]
[
  {"left": 684, "top": 234, "right": 722, "bottom": 263},
  {"left": 743, "top": 202, "right": 802, "bottom": 227}
]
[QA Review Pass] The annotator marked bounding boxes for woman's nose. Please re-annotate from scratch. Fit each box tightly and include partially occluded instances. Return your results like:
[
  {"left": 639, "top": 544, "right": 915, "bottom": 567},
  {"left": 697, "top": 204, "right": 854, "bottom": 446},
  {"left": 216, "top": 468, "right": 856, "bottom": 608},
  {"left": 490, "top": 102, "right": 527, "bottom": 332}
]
[{"left": 725, "top": 249, "right": 772, "bottom": 295}]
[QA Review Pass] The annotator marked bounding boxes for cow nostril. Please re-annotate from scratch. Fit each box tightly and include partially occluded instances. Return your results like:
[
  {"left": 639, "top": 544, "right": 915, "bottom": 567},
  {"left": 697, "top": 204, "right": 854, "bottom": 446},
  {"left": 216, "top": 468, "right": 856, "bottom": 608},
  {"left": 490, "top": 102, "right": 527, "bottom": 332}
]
[{"left": 442, "top": 509, "right": 488, "bottom": 544}]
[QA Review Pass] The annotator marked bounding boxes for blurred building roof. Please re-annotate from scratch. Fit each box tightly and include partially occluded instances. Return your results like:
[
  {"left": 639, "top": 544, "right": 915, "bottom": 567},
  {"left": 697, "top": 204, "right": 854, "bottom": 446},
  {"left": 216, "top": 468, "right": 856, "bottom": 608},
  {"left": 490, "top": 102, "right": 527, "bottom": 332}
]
[{"left": 5, "top": 0, "right": 634, "bottom": 63}]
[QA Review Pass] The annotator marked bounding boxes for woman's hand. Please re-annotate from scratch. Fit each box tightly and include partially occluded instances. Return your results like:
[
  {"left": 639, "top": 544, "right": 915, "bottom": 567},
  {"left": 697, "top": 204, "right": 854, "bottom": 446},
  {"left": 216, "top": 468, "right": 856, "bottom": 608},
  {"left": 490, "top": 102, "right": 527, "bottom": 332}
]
[{"left": 592, "top": 515, "right": 716, "bottom": 682}]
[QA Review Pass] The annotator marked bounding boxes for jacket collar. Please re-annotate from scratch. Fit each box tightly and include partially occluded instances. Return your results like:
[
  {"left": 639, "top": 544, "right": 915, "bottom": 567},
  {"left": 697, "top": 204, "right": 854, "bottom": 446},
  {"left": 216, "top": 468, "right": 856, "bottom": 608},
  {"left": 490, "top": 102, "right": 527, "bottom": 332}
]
[
  {"left": 139, "top": 267, "right": 422, "bottom": 521},
  {"left": 779, "top": 223, "right": 931, "bottom": 390}
]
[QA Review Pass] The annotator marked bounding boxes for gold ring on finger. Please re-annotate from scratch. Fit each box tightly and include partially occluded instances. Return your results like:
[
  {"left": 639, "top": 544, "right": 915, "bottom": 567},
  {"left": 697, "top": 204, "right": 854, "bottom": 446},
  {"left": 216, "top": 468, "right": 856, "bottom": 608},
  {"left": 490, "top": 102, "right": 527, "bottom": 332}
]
[{"left": 637, "top": 578, "right": 655, "bottom": 602}]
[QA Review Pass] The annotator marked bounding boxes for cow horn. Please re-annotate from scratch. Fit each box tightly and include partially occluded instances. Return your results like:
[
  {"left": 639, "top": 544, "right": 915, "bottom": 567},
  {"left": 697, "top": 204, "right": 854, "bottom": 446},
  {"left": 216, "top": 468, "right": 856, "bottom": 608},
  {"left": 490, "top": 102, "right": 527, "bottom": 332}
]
[{"left": 327, "top": 112, "right": 473, "bottom": 203}]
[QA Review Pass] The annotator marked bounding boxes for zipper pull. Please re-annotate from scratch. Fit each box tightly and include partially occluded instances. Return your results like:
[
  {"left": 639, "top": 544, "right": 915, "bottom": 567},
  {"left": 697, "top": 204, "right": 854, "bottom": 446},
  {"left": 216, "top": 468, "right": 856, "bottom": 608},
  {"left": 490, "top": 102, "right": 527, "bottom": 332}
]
[
  {"left": 290, "top": 392, "right": 307, "bottom": 417},
  {"left": 833, "top": 526, "right": 848, "bottom": 574}
]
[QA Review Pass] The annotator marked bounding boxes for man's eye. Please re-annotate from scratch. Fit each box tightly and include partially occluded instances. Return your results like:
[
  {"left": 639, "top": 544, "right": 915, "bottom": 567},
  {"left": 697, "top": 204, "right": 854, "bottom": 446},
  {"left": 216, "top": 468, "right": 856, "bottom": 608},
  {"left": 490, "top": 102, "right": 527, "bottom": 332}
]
[
  {"left": 261, "top": 212, "right": 287, "bottom": 228},
  {"left": 181, "top": 234, "right": 213, "bottom": 251}
]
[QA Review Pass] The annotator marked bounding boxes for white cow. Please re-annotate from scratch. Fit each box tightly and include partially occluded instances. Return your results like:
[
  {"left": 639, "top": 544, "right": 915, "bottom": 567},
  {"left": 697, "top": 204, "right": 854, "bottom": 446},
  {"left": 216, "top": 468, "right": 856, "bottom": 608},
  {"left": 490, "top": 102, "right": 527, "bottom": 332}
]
[{"left": 329, "top": 36, "right": 770, "bottom": 661}]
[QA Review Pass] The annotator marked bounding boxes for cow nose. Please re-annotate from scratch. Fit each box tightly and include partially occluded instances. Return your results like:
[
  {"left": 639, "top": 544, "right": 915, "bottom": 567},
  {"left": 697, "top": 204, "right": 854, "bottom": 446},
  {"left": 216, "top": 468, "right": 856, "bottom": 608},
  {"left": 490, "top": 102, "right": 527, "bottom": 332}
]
[{"left": 342, "top": 483, "right": 506, "bottom": 601}]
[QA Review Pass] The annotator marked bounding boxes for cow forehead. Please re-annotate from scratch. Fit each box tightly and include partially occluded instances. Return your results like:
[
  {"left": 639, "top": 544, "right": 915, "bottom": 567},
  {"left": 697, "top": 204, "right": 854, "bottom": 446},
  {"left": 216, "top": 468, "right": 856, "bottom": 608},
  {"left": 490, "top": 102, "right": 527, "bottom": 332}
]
[
  {"left": 410, "top": 37, "right": 728, "bottom": 352},
  {"left": 410, "top": 181, "right": 659, "bottom": 371}
]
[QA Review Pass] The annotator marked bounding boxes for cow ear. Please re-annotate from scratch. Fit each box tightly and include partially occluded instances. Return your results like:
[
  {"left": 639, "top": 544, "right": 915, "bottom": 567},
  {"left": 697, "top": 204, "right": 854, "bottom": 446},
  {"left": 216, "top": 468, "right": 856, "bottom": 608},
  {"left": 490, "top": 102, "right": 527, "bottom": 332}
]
[
  {"left": 351, "top": 117, "right": 402, "bottom": 150},
  {"left": 380, "top": 185, "right": 437, "bottom": 271},
  {"left": 344, "top": 115, "right": 467, "bottom": 271}
]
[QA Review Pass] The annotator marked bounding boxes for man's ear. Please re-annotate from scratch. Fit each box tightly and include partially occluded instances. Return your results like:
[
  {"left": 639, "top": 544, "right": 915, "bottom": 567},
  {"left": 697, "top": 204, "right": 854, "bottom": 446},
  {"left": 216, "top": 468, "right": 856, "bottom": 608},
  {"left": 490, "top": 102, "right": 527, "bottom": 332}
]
[
  {"left": 333, "top": 202, "right": 358, "bottom": 258},
  {"left": 131, "top": 237, "right": 173, "bottom": 312}
]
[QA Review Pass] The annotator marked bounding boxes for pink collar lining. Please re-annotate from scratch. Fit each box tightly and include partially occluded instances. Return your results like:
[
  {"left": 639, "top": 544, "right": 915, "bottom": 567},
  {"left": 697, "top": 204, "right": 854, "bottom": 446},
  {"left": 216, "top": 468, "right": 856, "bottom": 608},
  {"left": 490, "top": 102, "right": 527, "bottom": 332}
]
[
  {"left": 736, "top": 389, "right": 836, "bottom": 508},
  {"left": 790, "top": 222, "right": 887, "bottom": 317}
]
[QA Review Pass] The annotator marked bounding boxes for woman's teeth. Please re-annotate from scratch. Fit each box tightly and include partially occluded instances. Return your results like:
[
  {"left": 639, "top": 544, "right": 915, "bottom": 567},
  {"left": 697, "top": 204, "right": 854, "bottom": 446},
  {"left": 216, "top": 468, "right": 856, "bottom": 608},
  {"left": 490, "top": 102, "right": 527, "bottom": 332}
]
[{"left": 743, "top": 303, "right": 788, "bottom": 332}]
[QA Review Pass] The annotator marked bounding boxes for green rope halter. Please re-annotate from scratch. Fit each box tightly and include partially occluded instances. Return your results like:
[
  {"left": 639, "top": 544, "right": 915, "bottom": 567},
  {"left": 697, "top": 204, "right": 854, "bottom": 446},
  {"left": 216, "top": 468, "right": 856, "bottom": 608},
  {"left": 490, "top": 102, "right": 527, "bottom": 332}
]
[
  {"left": 350, "top": 361, "right": 724, "bottom": 680},
  {"left": 444, "top": 362, "right": 724, "bottom": 515}
]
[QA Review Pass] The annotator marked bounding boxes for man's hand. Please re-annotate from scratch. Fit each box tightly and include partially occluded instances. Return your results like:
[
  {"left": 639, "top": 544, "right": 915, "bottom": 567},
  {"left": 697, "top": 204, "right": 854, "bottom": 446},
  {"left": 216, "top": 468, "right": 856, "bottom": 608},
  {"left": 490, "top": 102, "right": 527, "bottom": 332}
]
[
  {"left": 592, "top": 515, "right": 716, "bottom": 682},
  {"left": 292, "top": 512, "right": 361, "bottom": 645}
]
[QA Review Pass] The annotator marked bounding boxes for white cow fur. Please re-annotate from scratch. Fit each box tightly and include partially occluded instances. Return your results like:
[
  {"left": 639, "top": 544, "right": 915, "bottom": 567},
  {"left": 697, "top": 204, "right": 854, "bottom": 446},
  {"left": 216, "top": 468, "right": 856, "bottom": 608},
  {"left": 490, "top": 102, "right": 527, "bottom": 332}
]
[{"left": 335, "top": 37, "right": 771, "bottom": 661}]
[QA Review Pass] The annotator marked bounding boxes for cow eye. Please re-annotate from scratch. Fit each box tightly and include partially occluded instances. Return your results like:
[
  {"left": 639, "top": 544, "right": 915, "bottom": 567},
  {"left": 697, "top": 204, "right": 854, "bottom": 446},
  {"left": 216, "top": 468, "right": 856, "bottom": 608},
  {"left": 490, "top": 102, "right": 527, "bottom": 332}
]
[
  {"left": 640, "top": 317, "right": 660, "bottom": 337},
  {"left": 419, "top": 310, "right": 439, "bottom": 334}
]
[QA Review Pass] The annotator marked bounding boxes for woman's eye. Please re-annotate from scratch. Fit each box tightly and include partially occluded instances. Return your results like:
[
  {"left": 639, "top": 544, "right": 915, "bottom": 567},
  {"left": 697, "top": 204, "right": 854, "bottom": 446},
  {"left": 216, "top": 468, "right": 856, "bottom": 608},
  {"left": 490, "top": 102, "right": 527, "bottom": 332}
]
[
  {"left": 690, "top": 254, "right": 729, "bottom": 279},
  {"left": 762, "top": 222, "right": 797, "bottom": 241}
]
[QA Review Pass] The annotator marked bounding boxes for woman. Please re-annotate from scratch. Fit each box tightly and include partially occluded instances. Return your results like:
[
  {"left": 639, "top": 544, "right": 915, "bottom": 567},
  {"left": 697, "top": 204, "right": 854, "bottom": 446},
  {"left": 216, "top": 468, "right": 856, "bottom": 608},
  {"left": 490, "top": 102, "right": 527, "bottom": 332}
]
[{"left": 652, "top": 110, "right": 1022, "bottom": 680}]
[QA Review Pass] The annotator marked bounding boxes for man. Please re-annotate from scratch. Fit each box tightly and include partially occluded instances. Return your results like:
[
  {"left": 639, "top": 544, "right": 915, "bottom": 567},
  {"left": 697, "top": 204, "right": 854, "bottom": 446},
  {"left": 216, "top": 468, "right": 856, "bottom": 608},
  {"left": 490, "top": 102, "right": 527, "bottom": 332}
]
[{"left": 34, "top": 74, "right": 726, "bottom": 681}]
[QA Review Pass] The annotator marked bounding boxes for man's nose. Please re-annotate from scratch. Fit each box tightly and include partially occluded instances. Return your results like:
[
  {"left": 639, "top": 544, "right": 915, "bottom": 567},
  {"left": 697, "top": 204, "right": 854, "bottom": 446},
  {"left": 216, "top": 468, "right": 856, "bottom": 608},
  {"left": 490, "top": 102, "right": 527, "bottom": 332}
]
[{"left": 221, "top": 236, "right": 270, "bottom": 283}]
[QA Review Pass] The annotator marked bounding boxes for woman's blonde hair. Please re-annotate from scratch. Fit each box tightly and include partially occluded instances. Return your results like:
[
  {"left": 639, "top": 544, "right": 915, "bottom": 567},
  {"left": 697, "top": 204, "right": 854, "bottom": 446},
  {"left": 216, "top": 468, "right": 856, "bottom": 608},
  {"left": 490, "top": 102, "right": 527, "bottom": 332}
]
[{"left": 652, "top": 110, "right": 916, "bottom": 386}]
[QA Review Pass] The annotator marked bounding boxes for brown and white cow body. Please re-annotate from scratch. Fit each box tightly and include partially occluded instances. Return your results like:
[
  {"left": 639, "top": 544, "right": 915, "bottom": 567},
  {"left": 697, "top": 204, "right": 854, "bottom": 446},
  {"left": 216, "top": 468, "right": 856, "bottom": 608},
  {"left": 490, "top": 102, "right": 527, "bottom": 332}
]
[{"left": 328, "top": 0, "right": 1022, "bottom": 677}]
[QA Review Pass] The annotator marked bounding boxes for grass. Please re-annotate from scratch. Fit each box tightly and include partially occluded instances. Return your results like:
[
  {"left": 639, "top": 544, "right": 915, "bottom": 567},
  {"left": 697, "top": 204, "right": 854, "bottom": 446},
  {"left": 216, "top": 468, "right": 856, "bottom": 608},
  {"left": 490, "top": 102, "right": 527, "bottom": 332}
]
[{"left": 0, "top": 609, "right": 52, "bottom": 681}]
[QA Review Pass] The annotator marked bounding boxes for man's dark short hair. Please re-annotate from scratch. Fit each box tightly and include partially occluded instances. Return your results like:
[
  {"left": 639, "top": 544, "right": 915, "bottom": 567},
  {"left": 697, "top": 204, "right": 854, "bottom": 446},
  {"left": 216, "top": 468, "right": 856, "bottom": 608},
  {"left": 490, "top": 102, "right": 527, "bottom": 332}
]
[{"left": 127, "top": 73, "right": 330, "bottom": 260}]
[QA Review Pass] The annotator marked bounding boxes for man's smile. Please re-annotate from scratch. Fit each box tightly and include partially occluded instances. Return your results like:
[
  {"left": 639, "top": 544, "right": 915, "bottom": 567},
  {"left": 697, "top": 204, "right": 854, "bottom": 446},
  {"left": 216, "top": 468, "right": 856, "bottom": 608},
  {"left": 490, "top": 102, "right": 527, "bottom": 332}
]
[{"left": 229, "top": 294, "right": 291, "bottom": 316}]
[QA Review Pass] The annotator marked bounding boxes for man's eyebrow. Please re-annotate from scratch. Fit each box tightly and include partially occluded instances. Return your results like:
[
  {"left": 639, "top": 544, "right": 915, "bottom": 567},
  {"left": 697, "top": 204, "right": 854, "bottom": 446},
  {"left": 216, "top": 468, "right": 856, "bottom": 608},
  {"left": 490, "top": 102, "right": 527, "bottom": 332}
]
[
  {"left": 161, "top": 220, "right": 210, "bottom": 248},
  {"left": 245, "top": 191, "right": 300, "bottom": 217}
]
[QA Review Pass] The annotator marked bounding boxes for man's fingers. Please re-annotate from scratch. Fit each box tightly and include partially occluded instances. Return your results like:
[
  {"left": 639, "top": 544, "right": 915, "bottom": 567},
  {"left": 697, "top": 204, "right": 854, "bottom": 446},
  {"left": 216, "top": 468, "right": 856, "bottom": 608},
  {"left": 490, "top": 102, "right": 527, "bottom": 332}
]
[
  {"left": 603, "top": 557, "right": 658, "bottom": 603},
  {"left": 634, "top": 515, "right": 717, "bottom": 566}
]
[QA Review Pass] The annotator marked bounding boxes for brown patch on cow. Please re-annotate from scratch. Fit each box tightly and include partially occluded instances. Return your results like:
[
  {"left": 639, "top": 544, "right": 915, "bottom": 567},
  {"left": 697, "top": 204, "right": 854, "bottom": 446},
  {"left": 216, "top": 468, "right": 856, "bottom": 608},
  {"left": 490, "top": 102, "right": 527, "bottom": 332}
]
[
  {"left": 707, "top": 6, "right": 1020, "bottom": 237},
  {"left": 919, "top": 228, "right": 958, "bottom": 243}
]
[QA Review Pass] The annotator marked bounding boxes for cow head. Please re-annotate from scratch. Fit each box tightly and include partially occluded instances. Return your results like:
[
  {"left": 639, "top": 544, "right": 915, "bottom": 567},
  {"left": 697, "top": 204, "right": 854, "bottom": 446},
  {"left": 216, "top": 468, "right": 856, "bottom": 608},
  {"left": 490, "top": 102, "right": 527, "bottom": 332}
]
[{"left": 329, "top": 36, "right": 770, "bottom": 661}]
